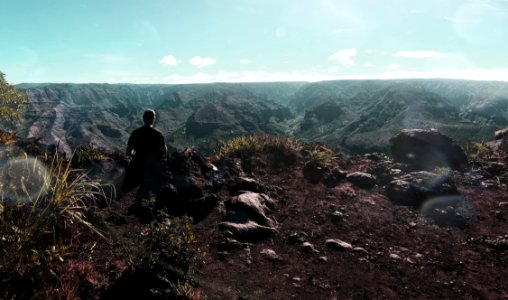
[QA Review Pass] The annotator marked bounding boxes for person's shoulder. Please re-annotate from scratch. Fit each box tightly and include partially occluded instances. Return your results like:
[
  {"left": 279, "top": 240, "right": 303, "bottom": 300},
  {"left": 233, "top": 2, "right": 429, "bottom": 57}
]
[
  {"left": 130, "top": 127, "right": 144, "bottom": 135},
  {"left": 149, "top": 127, "right": 164, "bottom": 135}
]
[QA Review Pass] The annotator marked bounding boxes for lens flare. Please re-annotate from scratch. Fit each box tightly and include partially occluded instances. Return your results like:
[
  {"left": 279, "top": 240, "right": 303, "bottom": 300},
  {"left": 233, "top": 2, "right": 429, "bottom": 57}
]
[
  {"left": 0, "top": 157, "right": 50, "bottom": 205},
  {"left": 421, "top": 195, "right": 474, "bottom": 228}
]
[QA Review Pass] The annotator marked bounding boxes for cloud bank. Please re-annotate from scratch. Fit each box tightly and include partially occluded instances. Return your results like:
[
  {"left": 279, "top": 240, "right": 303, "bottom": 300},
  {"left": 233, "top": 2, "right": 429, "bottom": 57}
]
[{"left": 189, "top": 56, "right": 216, "bottom": 67}]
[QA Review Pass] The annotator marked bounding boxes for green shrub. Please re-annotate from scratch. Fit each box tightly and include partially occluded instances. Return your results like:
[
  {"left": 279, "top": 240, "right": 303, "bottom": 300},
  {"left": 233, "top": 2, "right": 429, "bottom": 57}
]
[
  {"left": 306, "top": 144, "right": 338, "bottom": 167},
  {"left": 0, "top": 151, "right": 110, "bottom": 299}
]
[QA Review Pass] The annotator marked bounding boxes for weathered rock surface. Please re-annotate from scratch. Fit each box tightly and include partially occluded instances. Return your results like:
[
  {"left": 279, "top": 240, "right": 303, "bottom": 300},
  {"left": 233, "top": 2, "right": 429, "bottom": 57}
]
[
  {"left": 421, "top": 195, "right": 473, "bottom": 229},
  {"left": 386, "top": 171, "right": 458, "bottom": 207},
  {"left": 221, "top": 192, "right": 277, "bottom": 241},
  {"left": 219, "top": 221, "right": 277, "bottom": 241},
  {"left": 390, "top": 129, "right": 468, "bottom": 171},
  {"left": 325, "top": 239, "right": 353, "bottom": 251},
  {"left": 346, "top": 172, "right": 377, "bottom": 189}
]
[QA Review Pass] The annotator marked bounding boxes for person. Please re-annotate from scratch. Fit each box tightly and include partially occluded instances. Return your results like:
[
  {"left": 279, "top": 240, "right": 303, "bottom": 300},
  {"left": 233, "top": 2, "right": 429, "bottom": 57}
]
[{"left": 123, "top": 109, "right": 167, "bottom": 197}]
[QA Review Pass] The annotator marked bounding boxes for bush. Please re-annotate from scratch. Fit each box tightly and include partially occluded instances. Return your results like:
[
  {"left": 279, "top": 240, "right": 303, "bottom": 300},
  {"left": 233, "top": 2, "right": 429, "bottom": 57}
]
[
  {"left": 214, "top": 134, "right": 302, "bottom": 169},
  {"left": 0, "top": 71, "right": 26, "bottom": 122},
  {"left": 306, "top": 144, "right": 338, "bottom": 167},
  {"left": 0, "top": 151, "right": 110, "bottom": 298}
]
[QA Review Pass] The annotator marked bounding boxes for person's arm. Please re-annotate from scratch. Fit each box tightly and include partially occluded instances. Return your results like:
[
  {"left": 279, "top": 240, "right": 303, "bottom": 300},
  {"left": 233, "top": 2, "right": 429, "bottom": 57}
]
[
  {"left": 162, "top": 143, "right": 168, "bottom": 157},
  {"left": 126, "top": 144, "right": 134, "bottom": 156},
  {"left": 126, "top": 131, "right": 135, "bottom": 156}
]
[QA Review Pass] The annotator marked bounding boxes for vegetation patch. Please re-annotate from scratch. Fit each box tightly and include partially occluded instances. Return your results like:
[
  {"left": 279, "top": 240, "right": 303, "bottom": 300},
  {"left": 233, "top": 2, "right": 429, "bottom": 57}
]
[
  {"left": 214, "top": 134, "right": 302, "bottom": 169},
  {"left": 0, "top": 151, "right": 110, "bottom": 299}
]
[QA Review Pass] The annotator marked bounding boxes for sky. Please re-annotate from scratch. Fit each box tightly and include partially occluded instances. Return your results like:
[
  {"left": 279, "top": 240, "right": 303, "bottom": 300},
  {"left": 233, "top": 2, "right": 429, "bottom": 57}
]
[{"left": 1, "top": 0, "right": 508, "bottom": 84}]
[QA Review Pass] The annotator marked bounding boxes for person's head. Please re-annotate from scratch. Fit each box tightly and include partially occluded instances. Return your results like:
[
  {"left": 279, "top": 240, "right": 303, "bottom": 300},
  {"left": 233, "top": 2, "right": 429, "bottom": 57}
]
[{"left": 143, "top": 109, "right": 156, "bottom": 125}]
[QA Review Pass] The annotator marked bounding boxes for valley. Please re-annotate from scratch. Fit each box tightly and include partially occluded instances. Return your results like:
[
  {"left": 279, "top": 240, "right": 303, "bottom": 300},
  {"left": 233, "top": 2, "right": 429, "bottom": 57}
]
[{"left": 13, "top": 79, "right": 508, "bottom": 155}]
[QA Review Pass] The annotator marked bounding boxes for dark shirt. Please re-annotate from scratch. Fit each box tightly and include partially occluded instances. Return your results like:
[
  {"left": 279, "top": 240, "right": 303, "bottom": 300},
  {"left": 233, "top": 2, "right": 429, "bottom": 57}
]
[{"left": 127, "top": 125, "right": 166, "bottom": 160}]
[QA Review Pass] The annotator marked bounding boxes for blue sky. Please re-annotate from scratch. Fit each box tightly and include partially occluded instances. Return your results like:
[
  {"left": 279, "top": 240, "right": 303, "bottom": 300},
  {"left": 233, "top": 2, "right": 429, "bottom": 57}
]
[{"left": 1, "top": 0, "right": 508, "bottom": 84}]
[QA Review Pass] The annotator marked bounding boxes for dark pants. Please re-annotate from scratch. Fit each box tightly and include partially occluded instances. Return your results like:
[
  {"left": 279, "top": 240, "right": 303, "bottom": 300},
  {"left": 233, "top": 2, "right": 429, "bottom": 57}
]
[{"left": 121, "top": 157, "right": 165, "bottom": 200}]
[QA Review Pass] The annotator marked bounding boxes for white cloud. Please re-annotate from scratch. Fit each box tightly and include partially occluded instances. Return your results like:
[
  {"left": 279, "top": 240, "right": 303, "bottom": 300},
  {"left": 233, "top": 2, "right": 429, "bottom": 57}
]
[
  {"left": 189, "top": 56, "right": 216, "bottom": 67},
  {"left": 365, "top": 49, "right": 374, "bottom": 54},
  {"left": 160, "top": 54, "right": 177, "bottom": 66},
  {"left": 395, "top": 51, "right": 446, "bottom": 58},
  {"left": 340, "top": 68, "right": 508, "bottom": 82},
  {"left": 328, "top": 48, "right": 357, "bottom": 66},
  {"left": 387, "top": 64, "right": 401, "bottom": 70},
  {"left": 363, "top": 63, "right": 374, "bottom": 68},
  {"left": 240, "top": 59, "right": 251, "bottom": 65},
  {"left": 163, "top": 70, "right": 330, "bottom": 84}
]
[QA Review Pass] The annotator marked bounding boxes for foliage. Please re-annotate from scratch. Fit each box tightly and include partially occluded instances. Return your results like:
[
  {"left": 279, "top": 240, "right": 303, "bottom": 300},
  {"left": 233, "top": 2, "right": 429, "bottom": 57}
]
[
  {"left": 0, "top": 71, "right": 27, "bottom": 121},
  {"left": 306, "top": 144, "right": 338, "bottom": 167},
  {"left": 214, "top": 134, "right": 302, "bottom": 171},
  {"left": 0, "top": 151, "right": 110, "bottom": 299},
  {"left": 137, "top": 217, "right": 201, "bottom": 272},
  {"left": 71, "top": 145, "right": 110, "bottom": 168},
  {"left": 0, "top": 130, "right": 16, "bottom": 145},
  {"left": 170, "top": 280, "right": 202, "bottom": 300},
  {"left": 464, "top": 141, "right": 495, "bottom": 162}
]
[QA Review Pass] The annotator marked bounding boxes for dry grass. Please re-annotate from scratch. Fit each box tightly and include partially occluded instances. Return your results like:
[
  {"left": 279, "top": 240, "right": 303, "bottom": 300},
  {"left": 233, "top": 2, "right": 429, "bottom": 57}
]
[
  {"left": 214, "top": 134, "right": 302, "bottom": 169},
  {"left": 0, "top": 150, "right": 112, "bottom": 299},
  {"left": 306, "top": 144, "right": 339, "bottom": 167}
]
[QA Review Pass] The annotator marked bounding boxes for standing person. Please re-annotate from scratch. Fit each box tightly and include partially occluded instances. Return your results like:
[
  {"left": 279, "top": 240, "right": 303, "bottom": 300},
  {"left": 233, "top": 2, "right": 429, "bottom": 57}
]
[{"left": 123, "top": 109, "right": 167, "bottom": 198}]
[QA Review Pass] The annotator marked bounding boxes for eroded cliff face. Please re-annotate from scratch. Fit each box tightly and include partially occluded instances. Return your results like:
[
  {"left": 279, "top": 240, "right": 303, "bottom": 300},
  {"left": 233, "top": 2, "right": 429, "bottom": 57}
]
[
  {"left": 14, "top": 79, "right": 508, "bottom": 155},
  {"left": 16, "top": 83, "right": 294, "bottom": 155}
]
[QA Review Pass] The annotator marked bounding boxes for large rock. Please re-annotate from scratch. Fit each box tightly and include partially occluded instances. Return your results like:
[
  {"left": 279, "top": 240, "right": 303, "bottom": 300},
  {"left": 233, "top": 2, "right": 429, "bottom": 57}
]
[
  {"left": 390, "top": 129, "right": 467, "bottom": 171},
  {"left": 386, "top": 171, "right": 458, "bottom": 207},
  {"left": 223, "top": 192, "right": 276, "bottom": 227},
  {"left": 346, "top": 172, "right": 377, "bottom": 189},
  {"left": 219, "top": 221, "right": 277, "bottom": 241},
  {"left": 421, "top": 195, "right": 473, "bottom": 229},
  {"left": 221, "top": 192, "right": 278, "bottom": 241}
]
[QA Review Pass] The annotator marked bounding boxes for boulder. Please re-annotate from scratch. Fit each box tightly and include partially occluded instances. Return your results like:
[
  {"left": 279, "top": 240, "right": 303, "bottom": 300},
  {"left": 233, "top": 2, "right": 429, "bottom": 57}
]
[
  {"left": 221, "top": 192, "right": 278, "bottom": 241},
  {"left": 303, "top": 161, "right": 328, "bottom": 184},
  {"left": 224, "top": 192, "right": 276, "bottom": 227},
  {"left": 346, "top": 172, "right": 377, "bottom": 189},
  {"left": 421, "top": 195, "right": 473, "bottom": 229},
  {"left": 390, "top": 129, "right": 467, "bottom": 171},
  {"left": 219, "top": 221, "right": 277, "bottom": 241},
  {"left": 323, "top": 168, "right": 347, "bottom": 188},
  {"left": 386, "top": 171, "right": 458, "bottom": 207},
  {"left": 227, "top": 177, "right": 264, "bottom": 194}
]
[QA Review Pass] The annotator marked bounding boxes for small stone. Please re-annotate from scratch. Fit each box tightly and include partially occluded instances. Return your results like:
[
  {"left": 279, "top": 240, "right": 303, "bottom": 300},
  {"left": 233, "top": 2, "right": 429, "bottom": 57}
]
[
  {"left": 353, "top": 247, "right": 369, "bottom": 254},
  {"left": 405, "top": 258, "right": 415, "bottom": 264},
  {"left": 260, "top": 248, "right": 282, "bottom": 262},
  {"left": 301, "top": 242, "right": 320, "bottom": 254},
  {"left": 326, "top": 239, "right": 353, "bottom": 251},
  {"left": 330, "top": 211, "right": 344, "bottom": 225},
  {"left": 494, "top": 210, "right": 505, "bottom": 221},
  {"left": 499, "top": 202, "right": 508, "bottom": 207},
  {"left": 292, "top": 277, "right": 301, "bottom": 282},
  {"left": 389, "top": 253, "right": 401, "bottom": 260},
  {"left": 319, "top": 256, "right": 328, "bottom": 262}
]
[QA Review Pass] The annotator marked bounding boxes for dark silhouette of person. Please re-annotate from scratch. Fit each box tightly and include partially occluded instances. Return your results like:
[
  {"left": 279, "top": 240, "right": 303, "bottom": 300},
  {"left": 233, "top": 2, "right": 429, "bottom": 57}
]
[{"left": 122, "top": 109, "right": 167, "bottom": 198}]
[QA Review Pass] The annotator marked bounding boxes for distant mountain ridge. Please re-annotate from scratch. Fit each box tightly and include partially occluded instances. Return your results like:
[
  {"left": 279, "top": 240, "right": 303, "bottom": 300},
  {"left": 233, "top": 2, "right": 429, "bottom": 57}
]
[{"left": 12, "top": 79, "right": 508, "bottom": 154}]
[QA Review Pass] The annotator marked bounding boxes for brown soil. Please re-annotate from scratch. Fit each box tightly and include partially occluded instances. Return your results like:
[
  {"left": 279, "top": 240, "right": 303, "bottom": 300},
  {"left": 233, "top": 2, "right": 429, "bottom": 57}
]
[
  {"left": 187, "top": 157, "right": 508, "bottom": 300},
  {"left": 73, "top": 152, "right": 508, "bottom": 300}
]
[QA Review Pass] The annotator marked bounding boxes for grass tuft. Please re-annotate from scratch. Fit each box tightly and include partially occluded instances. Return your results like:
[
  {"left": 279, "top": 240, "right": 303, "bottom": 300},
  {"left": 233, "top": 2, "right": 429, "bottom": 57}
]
[{"left": 0, "top": 150, "right": 111, "bottom": 298}]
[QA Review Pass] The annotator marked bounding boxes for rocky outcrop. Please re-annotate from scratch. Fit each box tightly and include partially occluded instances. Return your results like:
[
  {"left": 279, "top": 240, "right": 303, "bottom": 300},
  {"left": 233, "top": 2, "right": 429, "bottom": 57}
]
[
  {"left": 386, "top": 171, "right": 458, "bottom": 207},
  {"left": 390, "top": 129, "right": 468, "bottom": 171},
  {"left": 346, "top": 172, "right": 377, "bottom": 189},
  {"left": 220, "top": 192, "right": 278, "bottom": 241}
]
